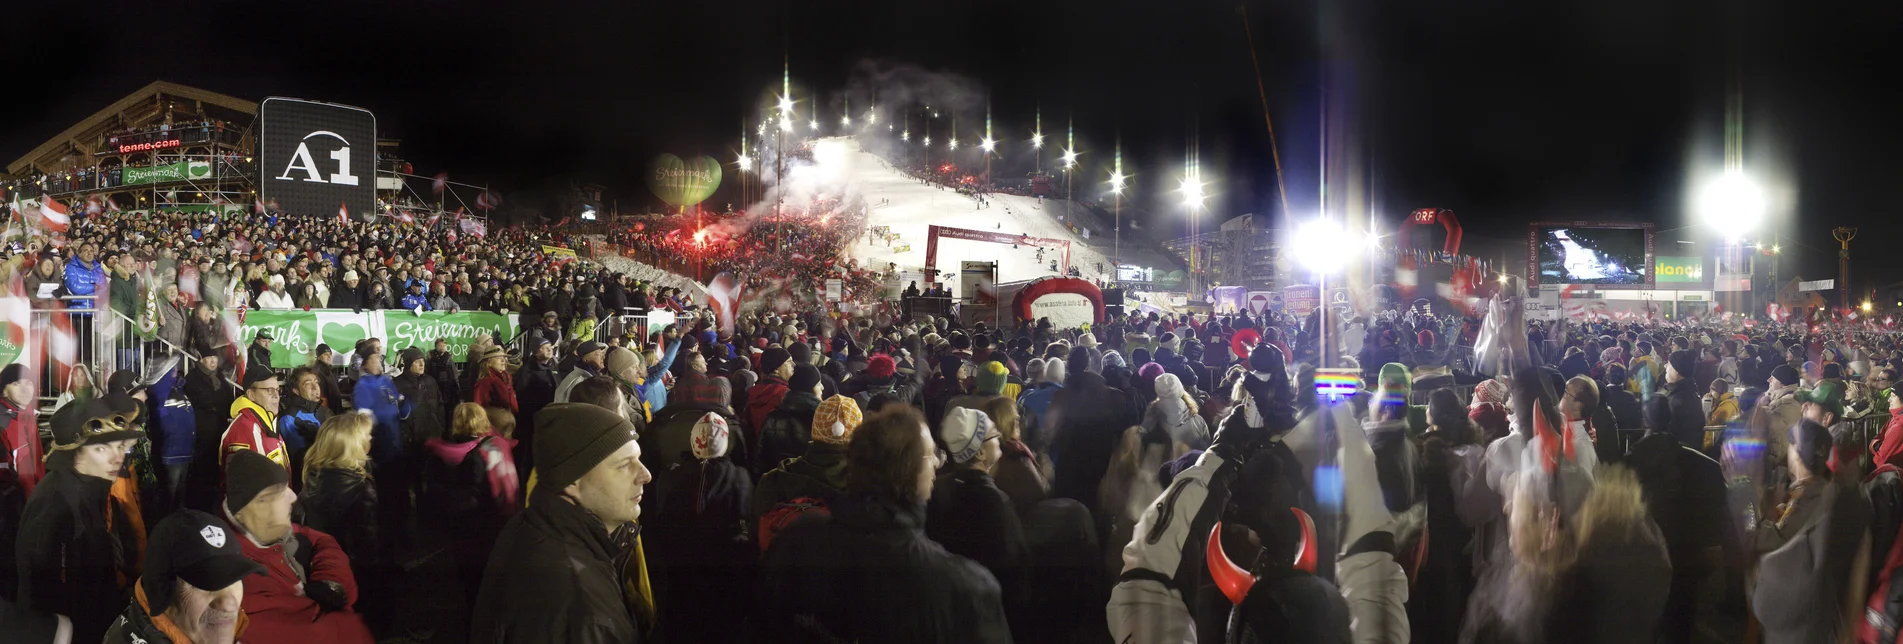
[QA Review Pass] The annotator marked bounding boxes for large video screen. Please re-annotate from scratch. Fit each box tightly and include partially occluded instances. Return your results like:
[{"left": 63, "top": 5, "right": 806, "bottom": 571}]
[
  {"left": 1532, "top": 225, "right": 1652, "bottom": 286},
  {"left": 259, "top": 97, "right": 377, "bottom": 219}
]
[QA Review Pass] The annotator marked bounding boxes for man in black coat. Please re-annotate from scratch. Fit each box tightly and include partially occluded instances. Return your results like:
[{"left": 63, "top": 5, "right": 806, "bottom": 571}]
[
  {"left": 181, "top": 353, "right": 236, "bottom": 513},
  {"left": 1046, "top": 346, "right": 1135, "bottom": 514},
  {"left": 327, "top": 269, "right": 366, "bottom": 311},
  {"left": 1646, "top": 350, "right": 1709, "bottom": 449},
  {"left": 1630, "top": 397, "right": 1730, "bottom": 644}
]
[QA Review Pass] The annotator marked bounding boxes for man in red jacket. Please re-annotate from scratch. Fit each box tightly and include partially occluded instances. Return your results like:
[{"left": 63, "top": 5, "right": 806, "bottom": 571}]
[
  {"left": 221, "top": 369, "right": 287, "bottom": 475},
  {"left": 224, "top": 450, "right": 374, "bottom": 642},
  {"left": 747, "top": 347, "right": 793, "bottom": 432}
]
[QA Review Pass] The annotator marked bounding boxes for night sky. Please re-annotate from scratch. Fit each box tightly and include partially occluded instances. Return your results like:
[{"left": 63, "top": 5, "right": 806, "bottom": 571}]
[{"left": 9, "top": 0, "right": 1902, "bottom": 290}]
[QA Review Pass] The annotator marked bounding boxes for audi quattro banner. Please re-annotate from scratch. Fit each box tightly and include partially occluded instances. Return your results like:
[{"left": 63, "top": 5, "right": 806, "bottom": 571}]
[{"left": 259, "top": 97, "right": 377, "bottom": 219}]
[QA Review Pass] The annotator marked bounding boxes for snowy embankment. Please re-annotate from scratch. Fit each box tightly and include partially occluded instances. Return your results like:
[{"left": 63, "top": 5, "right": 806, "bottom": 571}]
[{"left": 584, "top": 236, "right": 709, "bottom": 298}]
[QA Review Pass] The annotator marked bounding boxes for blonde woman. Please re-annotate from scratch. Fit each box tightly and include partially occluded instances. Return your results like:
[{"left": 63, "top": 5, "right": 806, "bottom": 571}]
[
  {"left": 423, "top": 403, "right": 520, "bottom": 607},
  {"left": 981, "top": 396, "right": 1046, "bottom": 515},
  {"left": 297, "top": 411, "right": 381, "bottom": 573},
  {"left": 1141, "top": 373, "right": 1209, "bottom": 450}
]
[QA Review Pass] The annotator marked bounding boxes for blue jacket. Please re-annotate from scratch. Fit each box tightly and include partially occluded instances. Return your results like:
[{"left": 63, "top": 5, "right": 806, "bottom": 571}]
[
  {"left": 400, "top": 292, "right": 432, "bottom": 311},
  {"left": 642, "top": 337, "right": 681, "bottom": 412},
  {"left": 62, "top": 257, "right": 106, "bottom": 309},
  {"left": 353, "top": 373, "right": 410, "bottom": 465},
  {"left": 149, "top": 371, "right": 195, "bottom": 465},
  {"left": 1017, "top": 382, "right": 1064, "bottom": 449}
]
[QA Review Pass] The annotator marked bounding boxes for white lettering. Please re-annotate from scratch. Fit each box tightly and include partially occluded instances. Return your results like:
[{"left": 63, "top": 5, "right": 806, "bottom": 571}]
[
  {"left": 277, "top": 142, "right": 325, "bottom": 182},
  {"left": 328, "top": 145, "right": 359, "bottom": 186}
]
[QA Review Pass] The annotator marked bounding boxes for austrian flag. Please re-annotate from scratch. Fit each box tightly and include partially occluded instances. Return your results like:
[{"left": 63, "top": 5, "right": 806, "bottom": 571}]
[{"left": 38, "top": 197, "right": 70, "bottom": 232}]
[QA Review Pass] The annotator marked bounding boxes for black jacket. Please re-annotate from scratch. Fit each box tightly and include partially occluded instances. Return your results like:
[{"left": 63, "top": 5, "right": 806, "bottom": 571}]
[
  {"left": 428, "top": 349, "right": 462, "bottom": 404},
  {"left": 395, "top": 372, "right": 446, "bottom": 448},
  {"left": 1645, "top": 379, "right": 1708, "bottom": 448},
  {"left": 247, "top": 342, "right": 274, "bottom": 378},
  {"left": 643, "top": 403, "right": 747, "bottom": 477},
  {"left": 299, "top": 467, "right": 382, "bottom": 571},
  {"left": 926, "top": 469, "right": 1029, "bottom": 608},
  {"left": 327, "top": 282, "right": 365, "bottom": 311},
  {"left": 759, "top": 494, "right": 1012, "bottom": 643},
  {"left": 15, "top": 468, "right": 134, "bottom": 644},
  {"left": 471, "top": 490, "right": 641, "bottom": 644},
  {"left": 1625, "top": 432, "right": 1729, "bottom": 569},
  {"left": 755, "top": 391, "right": 821, "bottom": 476},
  {"left": 1046, "top": 371, "right": 1136, "bottom": 513}
]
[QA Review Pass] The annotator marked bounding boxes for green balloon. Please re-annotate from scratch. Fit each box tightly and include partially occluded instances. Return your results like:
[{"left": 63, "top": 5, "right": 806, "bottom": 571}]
[{"left": 647, "top": 154, "right": 723, "bottom": 207}]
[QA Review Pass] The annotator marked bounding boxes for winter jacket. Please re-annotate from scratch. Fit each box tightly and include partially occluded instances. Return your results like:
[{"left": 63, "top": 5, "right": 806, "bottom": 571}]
[
  {"left": 513, "top": 357, "right": 560, "bottom": 430},
  {"left": 327, "top": 282, "right": 365, "bottom": 310},
  {"left": 759, "top": 494, "right": 1012, "bottom": 643},
  {"left": 247, "top": 343, "right": 274, "bottom": 378},
  {"left": 105, "top": 581, "right": 251, "bottom": 644},
  {"left": 471, "top": 489, "right": 642, "bottom": 644},
  {"left": 553, "top": 365, "right": 601, "bottom": 403},
  {"left": 353, "top": 373, "right": 409, "bottom": 465},
  {"left": 234, "top": 523, "right": 375, "bottom": 643},
  {"left": 15, "top": 468, "right": 137, "bottom": 644},
  {"left": 1761, "top": 384, "right": 1803, "bottom": 465},
  {"left": 473, "top": 366, "right": 519, "bottom": 412},
  {"left": 395, "top": 371, "right": 445, "bottom": 448},
  {"left": 926, "top": 468, "right": 1029, "bottom": 601},
  {"left": 646, "top": 455, "right": 756, "bottom": 643},
  {"left": 277, "top": 392, "right": 330, "bottom": 461},
  {"left": 399, "top": 292, "right": 431, "bottom": 311},
  {"left": 298, "top": 467, "right": 381, "bottom": 582},
  {"left": 839, "top": 373, "right": 920, "bottom": 411},
  {"left": 751, "top": 442, "right": 850, "bottom": 530},
  {"left": 427, "top": 349, "right": 461, "bottom": 405},
  {"left": 746, "top": 377, "right": 792, "bottom": 434},
  {"left": 1046, "top": 371, "right": 1136, "bottom": 514},
  {"left": 1705, "top": 391, "right": 1740, "bottom": 426},
  {"left": 222, "top": 395, "right": 287, "bottom": 473},
  {"left": 147, "top": 371, "right": 197, "bottom": 467},
  {"left": 1017, "top": 382, "right": 1062, "bottom": 454},
  {"left": 992, "top": 440, "right": 1048, "bottom": 517},
  {"left": 256, "top": 289, "right": 296, "bottom": 309},
  {"left": 1645, "top": 378, "right": 1709, "bottom": 449},
  {"left": 61, "top": 256, "right": 106, "bottom": 309},
  {"left": 1143, "top": 395, "right": 1211, "bottom": 451},
  {"left": 754, "top": 391, "right": 821, "bottom": 476},
  {"left": 643, "top": 403, "right": 747, "bottom": 476},
  {"left": 420, "top": 434, "right": 521, "bottom": 536},
  {"left": 1755, "top": 478, "right": 1873, "bottom": 644},
  {"left": 1624, "top": 429, "right": 1729, "bottom": 644}
]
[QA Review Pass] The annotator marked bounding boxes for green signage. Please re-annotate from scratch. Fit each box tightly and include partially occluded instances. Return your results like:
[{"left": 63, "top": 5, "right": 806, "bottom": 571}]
[
  {"left": 122, "top": 160, "right": 212, "bottom": 186},
  {"left": 1655, "top": 256, "right": 1705, "bottom": 284},
  {"left": 646, "top": 154, "right": 723, "bottom": 207},
  {"left": 239, "top": 310, "right": 518, "bottom": 369}
]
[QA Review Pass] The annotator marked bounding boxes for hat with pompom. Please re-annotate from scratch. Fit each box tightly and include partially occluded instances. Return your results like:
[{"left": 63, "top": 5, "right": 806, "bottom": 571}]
[{"left": 810, "top": 395, "right": 865, "bottom": 445}]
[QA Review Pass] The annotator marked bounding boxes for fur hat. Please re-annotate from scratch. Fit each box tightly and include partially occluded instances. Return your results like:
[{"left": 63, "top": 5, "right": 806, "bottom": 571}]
[
  {"left": 810, "top": 395, "right": 864, "bottom": 445},
  {"left": 866, "top": 354, "right": 897, "bottom": 378},
  {"left": 690, "top": 412, "right": 730, "bottom": 461}
]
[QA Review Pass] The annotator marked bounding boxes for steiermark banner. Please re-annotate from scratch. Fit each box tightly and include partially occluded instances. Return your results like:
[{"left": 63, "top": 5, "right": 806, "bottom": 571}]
[
  {"left": 238, "top": 309, "right": 518, "bottom": 369},
  {"left": 122, "top": 160, "right": 212, "bottom": 186}
]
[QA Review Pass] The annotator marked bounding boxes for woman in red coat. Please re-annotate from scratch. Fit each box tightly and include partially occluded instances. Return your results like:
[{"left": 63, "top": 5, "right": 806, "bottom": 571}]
[{"left": 469, "top": 346, "right": 517, "bottom": 413}]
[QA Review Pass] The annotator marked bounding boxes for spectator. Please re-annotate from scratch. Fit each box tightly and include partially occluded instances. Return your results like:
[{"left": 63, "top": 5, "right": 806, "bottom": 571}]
[
  {"left": 17, "top": 398, "right": 147, "bottom": 643},
  {"left": 104, "top": 510, "right": 254, "bottom": 644},
  {"left": 298, "top": 411, "right": 384, "bottom": 628},
  {"left": 755, "top": 364, "right": 824, "bottom": 475},
  {"left": 420, "top": 403, "right": 519, "bottom": 607},
  {"left": 256, "top": 274, "right": 294, "bottom": 309},
  {"left": 223, "top": 450, "right": 375, "bottom": 642},
  {"left": 276, "top": 366, "right": 331, "bottom": 476},
  {"left": 982, "top": 396, "right": 1046, "bottom": 515},
  {"left": 223, "top": 368, "right": 288, "bottom": 475},
  {"left": 554, "top": 340, "right": 607, "bottom": 403},
  {"left": 246, "top": 331, "right": 274, "bottom": 380},
  {"left": 1046, "top": 348, "right": 1135, "bottom": 514},
  {"left": 927, "top": 407, "right": 1028, "bottom": 605},
  {"left": 753, "top": 394, "right": 862, "bottom": 541},
  {"left": 646, "top": 412, "right": 755, "bottom": 643}
]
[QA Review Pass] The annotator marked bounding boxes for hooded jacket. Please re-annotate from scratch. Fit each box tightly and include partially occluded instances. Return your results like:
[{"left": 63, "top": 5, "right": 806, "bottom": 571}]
[
  {"left": 394, "top": 371, "right": 444, "bottom": 449},
  {"left": 926, "top": 468, "right": 1029, "bottom": 602},
  {"left": 353, "top": 372, "right": 409, "bottom": 465},
  {"left": 758, "top": 494, "right": 1011, "bottom": 643},
  {"left": 471, "top": 490, "right": 641, "bottom": 644},
  {"left": 745, "top": 377, "right": 792, "bottom": 435},
  {"left": 1143, "top": 375, "right": 1211, "bottom": 450}
]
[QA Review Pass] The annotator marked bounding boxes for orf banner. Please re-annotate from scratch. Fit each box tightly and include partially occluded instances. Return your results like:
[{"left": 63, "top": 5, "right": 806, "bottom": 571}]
[
  {"left": 239, "top": 309, "right": 517, "bottom": 368},
  {"left": 259, "top": 97, "right": 376, "bottom": 218}
]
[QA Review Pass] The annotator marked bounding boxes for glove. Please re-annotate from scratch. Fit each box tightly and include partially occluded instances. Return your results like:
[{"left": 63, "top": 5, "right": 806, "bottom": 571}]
[{"left": 306, "top": 579, "right": 349, "bottom": 612}]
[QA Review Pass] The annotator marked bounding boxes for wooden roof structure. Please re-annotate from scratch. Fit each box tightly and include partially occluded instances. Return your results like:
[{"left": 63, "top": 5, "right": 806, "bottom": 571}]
[{"left": 7, "top": 80, "right": 256, "bottom": 176}]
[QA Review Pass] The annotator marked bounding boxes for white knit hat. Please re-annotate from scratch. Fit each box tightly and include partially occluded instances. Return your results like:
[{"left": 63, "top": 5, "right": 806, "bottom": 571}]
[
  {"left": 690, "top": 412, "right": 729, "bottom": 461},
  {"left": 940, "top": 407, "right": 998, "bottom": 464}
]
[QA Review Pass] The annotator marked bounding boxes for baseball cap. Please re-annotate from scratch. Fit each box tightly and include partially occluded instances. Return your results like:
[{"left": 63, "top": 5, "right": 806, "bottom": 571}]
[{"left": 141, "top": 509, "right": 265, "bottom": 613}]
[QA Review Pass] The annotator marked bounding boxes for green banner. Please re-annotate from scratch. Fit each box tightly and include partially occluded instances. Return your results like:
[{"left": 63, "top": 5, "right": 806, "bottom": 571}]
[
  {"left": 1654, "top": 256, "right": 1706, "bottom": 284},
  {"left": 239, "top": 310, "right": 518, "bottom": 369},
  {"left": 122, "top": 160, "right": 212, "bottom": 186},
  {"left": 0, "top": 335, "right": 21, "bottom": 367}
]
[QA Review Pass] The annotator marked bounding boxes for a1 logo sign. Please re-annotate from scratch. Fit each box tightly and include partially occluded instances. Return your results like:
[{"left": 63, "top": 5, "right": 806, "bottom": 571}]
[{"left": 276, "top": 131, "right": 361, "bottom": 186}]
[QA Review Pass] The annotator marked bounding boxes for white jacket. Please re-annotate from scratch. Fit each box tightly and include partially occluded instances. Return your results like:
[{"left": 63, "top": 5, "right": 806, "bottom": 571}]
[
  {"left": 1106, "top": 449, "right": 1230, "bottom": 644},
  {"left": 255, "top": 289, "right": 295, "bottom": 310}
]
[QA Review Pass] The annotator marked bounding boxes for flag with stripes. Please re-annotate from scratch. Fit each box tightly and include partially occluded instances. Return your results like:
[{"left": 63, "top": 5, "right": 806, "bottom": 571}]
[
  {"left": 432, "top": 172, "right": 448, "bottom": 195},
  {"left": 338, "top": 201, "right": 350, "bottom": 224},
  {"left": 37, "top": 197, "right": 70, "bottom": 233},
  {"left": 0, "top": 266, "right": 39, "bottom": 493}
]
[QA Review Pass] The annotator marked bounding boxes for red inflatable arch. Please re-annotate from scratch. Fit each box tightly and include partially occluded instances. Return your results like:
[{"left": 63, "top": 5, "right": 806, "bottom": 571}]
[{"left": 1012, "top": 277, "right": 1105, "bottom": 326}]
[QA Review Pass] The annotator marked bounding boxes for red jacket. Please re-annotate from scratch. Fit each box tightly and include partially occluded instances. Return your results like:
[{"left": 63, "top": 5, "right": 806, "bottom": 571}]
[
  {"left": 2, "top": 399, "right": 42, "bottom": 496},
  {"left": 221, "top": 397, "right": 288, "bottom": 474},
  {"left": 235, "top": 523, "right": 375, "bottom": 644},
  {"left": 473, "top": 367, "right": 518, "bottom": 413},
  {"left": 747, "top": 379, "right": 790, "bottom": 433}
]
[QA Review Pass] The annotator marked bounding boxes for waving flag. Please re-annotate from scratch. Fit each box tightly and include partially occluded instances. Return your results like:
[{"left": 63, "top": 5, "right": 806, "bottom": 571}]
[
  {"left": 395, "top": 208, "right": 416, "bottom": 226},
  {"left": 37, "top": 197, "right": 70, "bottom": 232},
  {"left": 49, "top": 310, "right": 76, "bottom": 393},
  {"left": 432, "top": 172, "right": 448, "bottom": 195},
  {"left": 459, "top": 217, "right": 487, "bottom": 238},
  {"left": 83, "top": 195, "right": 103, "bottom": 217},
  {"left": 106, "top": 195, "right": 121, "bottom": 213},
  {"left": 338, "top": 201, "right": 350, "bottom": 224},
  {"left": 1, "top": 265, "right": 39, "bottom": 492},
  {"left": 254, "top": 196, "right": 268, "bottom": 215},
  {"left": 706, "top": 272, "right": 744, "bottom": 335},
  {"left": 224, "top": 305, "right": 247, "bottom": 384}
]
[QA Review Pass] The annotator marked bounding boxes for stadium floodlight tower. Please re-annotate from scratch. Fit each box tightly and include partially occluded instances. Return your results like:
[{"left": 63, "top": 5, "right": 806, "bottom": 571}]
[
  {"left": 1292, "top": 217, "right": 1361, "bottom": 367},
  {"left": 1697, "top": 169, "right": 1766, "bottom": 242}
]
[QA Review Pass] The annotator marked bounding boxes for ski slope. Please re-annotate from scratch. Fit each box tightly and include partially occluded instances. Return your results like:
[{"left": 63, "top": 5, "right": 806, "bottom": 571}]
[{"left": 832, "top": 138, "right": 1175, "bottom": 298}]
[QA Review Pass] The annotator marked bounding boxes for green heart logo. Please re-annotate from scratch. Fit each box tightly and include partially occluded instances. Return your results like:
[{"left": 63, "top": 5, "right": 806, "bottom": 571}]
[
  {"left": 188, "top": 161, "right": 211, "bottom": 179},
  {"left": 647, "top": 154, "right": 723, "bottom": 207}
]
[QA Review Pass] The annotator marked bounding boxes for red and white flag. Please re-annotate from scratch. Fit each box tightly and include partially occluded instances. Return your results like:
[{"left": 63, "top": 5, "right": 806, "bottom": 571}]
[
  {"left": 48, "top": 310, "right": 76, "bottom": 394},
  {"left": 38, "top": 197, "right": 69, "bottom": 232},
  {"left": 337, "top": 201, "right": 350, "bottom": 224},
  {"left": 254, "top": 196, "right": 268, "bottom": 215},
  {"left": 1, "top": 268, "right": 41, "bottom": 493},
  {"left": 83, "top": 195, "right": 103, "bottom": 217},
  {"left": 106, "top": 195, "right": 121, "bottom": 213},
  {"left": 459, "top": 217, "right": 487, "bottom": 238},
  {"left": 395, "top": 208, "right": 415, "bottom": 226},
  {"left": 706, "top": 272, "right": 744, "bottom": 335},
  {"left": 432, "top": 172, "right": 448, "bottom": 195},
  {"left": 224, "top": 305, "right": 248, "bottom": 384}
]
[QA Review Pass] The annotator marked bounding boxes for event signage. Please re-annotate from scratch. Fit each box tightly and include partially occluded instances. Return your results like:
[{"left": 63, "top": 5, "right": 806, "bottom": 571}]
[
  {"left": 116, "top": 137, "right": 181, "bottom": 154},
  {"left": 1653, "top": 256, "right": 1706, "bottom": 284},
  {"left": 122, "top": 160, "right": 212, "bottom": 186},
  {"left": 646, "top": 154, "right": 723, "bottom": 207},
  {"left": 238, "top": 309, "right": 516, "bottom": 369},
  {"left": 259, "top": 97, "right": 377, "bottom": 219},
  {"left": 1283, "top": 284, "right": 1320, "bottom": 316}
]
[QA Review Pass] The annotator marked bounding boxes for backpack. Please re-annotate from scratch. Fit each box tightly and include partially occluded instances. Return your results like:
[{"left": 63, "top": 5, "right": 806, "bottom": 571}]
[{"left": 758, "top": 496, "right": 829, "bottom": 552}]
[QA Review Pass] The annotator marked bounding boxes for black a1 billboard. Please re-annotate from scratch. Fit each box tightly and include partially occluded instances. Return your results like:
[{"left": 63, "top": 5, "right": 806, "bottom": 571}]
[{"left": 259, "top": 97, "right": 376, "bottom": 219}]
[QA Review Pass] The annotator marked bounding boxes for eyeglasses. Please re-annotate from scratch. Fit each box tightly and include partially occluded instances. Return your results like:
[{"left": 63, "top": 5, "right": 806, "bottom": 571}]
[{"left": 250, "top": 386, "right": 281, "bottom": 395}]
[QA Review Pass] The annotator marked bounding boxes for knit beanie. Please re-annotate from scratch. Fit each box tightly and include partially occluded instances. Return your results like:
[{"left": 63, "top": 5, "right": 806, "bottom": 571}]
[
  {"left": 1158, "top": 332, "right": 1179, "bottom": 353},
  {"left": 1138, "top": 362, "right": 1166, "bottom": 389},
  {"left": 1101, "top": 350, "right": 1126, "bottom": 370},
  {"left": 1667, "top": 350, "right": 1696, "bottom": 382},
  {"left": 940, "top": 407, "right": 998, "bottom": 464},
  {"left": 0, "top": 363, "right": 23, "bottom": 390},
  {"left": 759, "top": 347, "right": 792, "bottom": 375},
  {"left": 789, "top": 342, "right": 813, "bottom": 366},
  {"left": 1770, "top": 364, "right": 1801, "bottom": 387},
  {"left": 810, "top": 395, "right": 865, "bottom": 445},
  {"left": 789, "top": 364, "right": 822, "bottom": 394},
  {"left": 1472, "top": 379, "right": 1508, "bottom": 408},
  {"left": 605, "top": 347, "right": 642, "bottom": 380},
  {"left": 1025, "top": 358, "right": 1046, "bottom": 383},
  {"left": 1042, "top": 358, "right": 1066, "bottom": 385},
  {"left": 690, "top": 412, "right": 730, "bottom": 461},
  {"left": 224, "top": 450, "right": 289, "bottom": 515},
  {"left": 976, "top": 361, "right": 1008, "bottom": 395},
  {"left": 533, "top": 403, "right": 638, "bottom": 493},
  {"left": 866, "top": 353, "right": 897, "bottom": 378},
  {"left": 1376, "top": 363, "right": 1412, "bottom": 406}
]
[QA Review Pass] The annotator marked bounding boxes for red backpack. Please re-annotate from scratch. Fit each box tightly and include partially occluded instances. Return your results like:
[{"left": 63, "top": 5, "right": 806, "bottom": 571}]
[{"left": 758, "top": 496, "right": 830, "bottom": 552}]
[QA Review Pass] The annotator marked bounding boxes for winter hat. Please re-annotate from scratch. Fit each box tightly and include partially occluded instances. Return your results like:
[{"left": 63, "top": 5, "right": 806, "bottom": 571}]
[
  {"left": 1471, "top": 379, "right": 1508, "bottom": 409},
  {"left": 1024, "top": 358, "right": 1046, "bottom": 383},
  {"left": 866, "top": 353, "right": 897, "bottom": 378},
  {"left": 397, "top": 346, "right": 425, "bottom": 370},
  {"left": 1132, "top": 347, "right": 1152, "bottom": 367},
  {"left": 1042, "top": 358, "right": 1067, "bottom": 385},
  {"left": 51, "top": 397, "right": 146, "bottom": 449},
  {"left": 1158, "top": 332, "right": 1179, "bottom": 353},
  {"left": 1137, "top": 362, "right": 1166, "bottom": 389},
  {"left": 1078, "top": 333, "right": 1099, "bottom": 349},
  {"left": 533, "top": 403, "right": 639, "bottom": 493},
  {"left": 0, "top": 363, "right": 22, "bottom": 390},
  {"left": 789, "top": 364, "right": 822, "bottom": 394},
  {"left": 1376, "top": 363, "right": 1412, "bottom": 406},
  {"left": 690, "top": 412, "right": 730, "bottom": 461},
  {"left": 1154, "top": 372, "right": 1187, "bottom": 401},
  {"left": 605, "top": 347, "right": 642, "bottom": 380},
  {"left": 975, "top": 361, "right": 1009, "bottom": 395},
  {"left": 940, "top": 407, "right": 999, "bottom": 464},
  {"left": 224, "top": 449, "right": 289, "bottom": 515},
  {"left": 141, "top": 510, "right": 265, "bottom": 614},
  {"left": 1468, "top": 402, "right": 1509, "bottom": 437},
  {"left": 1797, "top": 380, "right": 1847, "bottom": 418},
  {"left": 810, "top": 395, "right": 865, "bottom": 445},
  {"left": 1101, "top": 350, "right": 1126, "bottom": 370},
  {"left": 1247, "top": 342, "right": 1285, "bottom": 375},
  {"left": 1770, "top": 364, "right": 1801, "bottom": 387},
  {"left": 759, "top": 347, "right": 792, "bottom": 375},
  {"left": 1667, "top": 350, "right": 1696, "bottom": 381}
]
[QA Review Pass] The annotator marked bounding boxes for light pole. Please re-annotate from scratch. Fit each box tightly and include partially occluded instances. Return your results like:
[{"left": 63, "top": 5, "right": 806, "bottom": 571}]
[
  {"left": 1696, "top": 169, "right": 1767, "bottom": 311},
  {"left": 1291, "top": 217, "right": 1358, "bottom": 367}
]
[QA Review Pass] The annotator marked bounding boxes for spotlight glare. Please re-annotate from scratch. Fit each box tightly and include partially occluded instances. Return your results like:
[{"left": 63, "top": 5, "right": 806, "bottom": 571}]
[
  {"left": 736, "top": 154, "right": 752, "bottom": 170},
  {"left": 981, "top": 137, "right": 995, "bottom": 152},
  {"left": 1032, "top": 132, "right": 1044, "bottom": 149},
  {"left": 1109, "top": 172, "right": 1126, "bottom": 194},
  {"left": 1697, "top": 169, "right": 1768, "bottom": 238},
  {"left": 1291, "top": 218, "right": 1357, "bottom": 274},
  {"left": 1178, "top": 177, "right": 1204, "bottom": 207},
  {"left": 1062, "top": 148, "right": 1078, "bottom": 168},
  {"left": 777, "top": 95, "right": 794, "bottom": 113}
]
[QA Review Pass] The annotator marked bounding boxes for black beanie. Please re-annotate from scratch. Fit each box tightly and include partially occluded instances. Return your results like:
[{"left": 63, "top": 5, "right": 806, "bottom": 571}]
[
  {"left": 789, "top": 364, "right": 822, "bottom": 394},
  {"left": 0, "top": 363, "right": 22, "bottom": 390},
  {"left": 534, "top": 403, "right": 638, "bottom": 493},
  {"left": 1770, "top": 364, "right": 1801, "bottom": 387},
  {"left": 1790, "top": 419, "right": 1834, "bottom": 476},
  {"left": 1249, "top": 344, "right": 1286, "bottom": 374},
  {"left": 788, "top": 342, "right": 813, "bottom": 366},
  {"left": 760, "top": 347, "right": 792, "bottom": 375},
  {"left": 1668, "top": 350, "right": 1696, "bottom": 381},
  {"left": 224, "top": 450, "right": 289, "bottom": 515}
]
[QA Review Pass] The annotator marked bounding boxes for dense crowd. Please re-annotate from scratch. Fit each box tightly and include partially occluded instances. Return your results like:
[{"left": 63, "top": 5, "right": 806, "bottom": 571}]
[
  {"left": 605, "top": 195, "right": 889, "bottom": 309},
  {"left": 10, "top": 199, "right": 1903, "bottom": 644}
]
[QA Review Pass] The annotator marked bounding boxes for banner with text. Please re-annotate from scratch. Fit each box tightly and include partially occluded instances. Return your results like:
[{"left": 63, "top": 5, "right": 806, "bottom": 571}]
[
  {"left": 238, "top": 309, "right": 517, "bottom": 368},
  {"left": 122, "top": 160, "right": 212, "bottom": 186}
]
